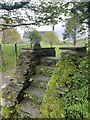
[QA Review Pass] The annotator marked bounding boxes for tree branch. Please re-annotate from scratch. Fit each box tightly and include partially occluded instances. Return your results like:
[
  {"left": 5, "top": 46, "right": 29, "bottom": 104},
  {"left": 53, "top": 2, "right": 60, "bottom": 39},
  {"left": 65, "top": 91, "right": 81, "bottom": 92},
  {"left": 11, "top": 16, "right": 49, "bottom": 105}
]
[
  {"left": 0, "top": 27, "right": 12, "bottom": 32},
  {"left": 0, "top": 22, "right": 36, "bottom": 27},
  {"left": 0, "top": 2, "right": 29, "bottom": 11}
]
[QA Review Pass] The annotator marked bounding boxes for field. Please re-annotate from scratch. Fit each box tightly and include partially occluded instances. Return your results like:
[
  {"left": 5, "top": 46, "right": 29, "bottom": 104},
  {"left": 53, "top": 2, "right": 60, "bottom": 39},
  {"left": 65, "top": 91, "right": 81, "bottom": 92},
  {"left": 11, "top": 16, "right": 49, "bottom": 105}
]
[
  {"left": 0, "top": 39, "right": 87, "bottom": 72},
  {"left": 0, "top": 43, "right": 31, "bottom": 72}
]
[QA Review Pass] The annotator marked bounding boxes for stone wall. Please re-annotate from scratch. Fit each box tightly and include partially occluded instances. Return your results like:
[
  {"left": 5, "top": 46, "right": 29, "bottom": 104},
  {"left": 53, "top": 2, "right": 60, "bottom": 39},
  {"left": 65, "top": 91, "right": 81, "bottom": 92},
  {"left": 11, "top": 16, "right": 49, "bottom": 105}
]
[{"left": 1, "top": 47, "right": 56, "bottom": 118}]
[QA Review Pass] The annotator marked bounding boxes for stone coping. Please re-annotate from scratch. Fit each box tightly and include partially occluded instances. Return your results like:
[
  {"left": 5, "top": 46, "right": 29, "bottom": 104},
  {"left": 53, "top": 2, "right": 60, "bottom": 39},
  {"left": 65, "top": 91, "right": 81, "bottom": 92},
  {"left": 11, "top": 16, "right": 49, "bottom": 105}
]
[
  {"left": 42, "top": 56, "right": 59, "bottom": 60},
  {"left": 22, "top": 47, "right": 56, "bottom": 57},
  {"left": 22, "top": 47, "right": 55, "bottom": 50},
  {"left": 59, "top": 46, "right": 86, "bottom": 52}
]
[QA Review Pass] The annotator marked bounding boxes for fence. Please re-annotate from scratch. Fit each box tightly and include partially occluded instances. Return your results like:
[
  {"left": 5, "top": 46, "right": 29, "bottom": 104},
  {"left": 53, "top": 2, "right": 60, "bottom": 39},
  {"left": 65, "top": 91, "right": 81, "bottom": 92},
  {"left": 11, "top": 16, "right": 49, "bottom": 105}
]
[{"left": 0, "top": 42, "right": 31, "bottom": 71}]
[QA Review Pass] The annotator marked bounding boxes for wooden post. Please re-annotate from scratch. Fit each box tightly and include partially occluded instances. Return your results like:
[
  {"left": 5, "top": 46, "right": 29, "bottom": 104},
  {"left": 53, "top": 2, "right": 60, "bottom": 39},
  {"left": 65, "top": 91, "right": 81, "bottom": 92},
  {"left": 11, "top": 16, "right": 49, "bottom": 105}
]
[
  {"left": 15, "top": 43, "right": 17, "bottom": 61},
  {"left": 0, "top": 43, "right": 1, "bottom": 55},
  {"left": 0, "top": 43, "right": 2, "bottom": 67}
]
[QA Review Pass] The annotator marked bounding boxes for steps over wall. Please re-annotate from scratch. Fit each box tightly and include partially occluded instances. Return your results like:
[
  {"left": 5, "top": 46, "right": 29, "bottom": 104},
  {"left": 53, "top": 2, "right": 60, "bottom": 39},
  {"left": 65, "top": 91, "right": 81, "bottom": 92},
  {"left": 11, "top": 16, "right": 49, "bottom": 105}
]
[
  {"left": 1, "top": 47, "right": 58, "bottom": 118},
  {"left": 19, "top": 56, "right": 58, "bottom": 118}
]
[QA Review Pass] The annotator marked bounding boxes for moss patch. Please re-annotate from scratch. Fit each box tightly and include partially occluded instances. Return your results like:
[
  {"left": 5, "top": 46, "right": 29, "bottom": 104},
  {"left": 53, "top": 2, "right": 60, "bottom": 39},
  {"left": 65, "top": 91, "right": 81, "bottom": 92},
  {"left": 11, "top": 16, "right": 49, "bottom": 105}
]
[
  {"left": 1, "top": 106, "right": 15, "bottom": 118},
  {"left": 36, "top": 66, "right": 55, "bottom": 76}
]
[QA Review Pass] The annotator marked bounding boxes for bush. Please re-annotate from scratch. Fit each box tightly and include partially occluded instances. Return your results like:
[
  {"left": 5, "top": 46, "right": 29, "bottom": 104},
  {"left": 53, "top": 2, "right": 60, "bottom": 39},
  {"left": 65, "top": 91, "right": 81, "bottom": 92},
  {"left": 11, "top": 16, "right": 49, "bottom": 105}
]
[{"left": 29, "top": 30, "right": 42, "bottom": 48}]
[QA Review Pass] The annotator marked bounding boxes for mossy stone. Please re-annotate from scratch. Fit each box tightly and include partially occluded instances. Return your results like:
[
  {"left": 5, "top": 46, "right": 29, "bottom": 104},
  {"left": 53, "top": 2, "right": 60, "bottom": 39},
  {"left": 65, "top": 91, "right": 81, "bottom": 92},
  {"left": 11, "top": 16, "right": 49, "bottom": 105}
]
[{"left": 1, "top": 106, "right": 15, "bottom": 118}]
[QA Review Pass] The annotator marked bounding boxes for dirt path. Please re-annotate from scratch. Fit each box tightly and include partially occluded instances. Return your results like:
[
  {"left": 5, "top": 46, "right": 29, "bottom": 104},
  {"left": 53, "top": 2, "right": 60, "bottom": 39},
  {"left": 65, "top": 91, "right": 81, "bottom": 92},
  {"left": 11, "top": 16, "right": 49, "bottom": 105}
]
[{"left": 0, "top": 69, "right": 15, "bottom": 88}]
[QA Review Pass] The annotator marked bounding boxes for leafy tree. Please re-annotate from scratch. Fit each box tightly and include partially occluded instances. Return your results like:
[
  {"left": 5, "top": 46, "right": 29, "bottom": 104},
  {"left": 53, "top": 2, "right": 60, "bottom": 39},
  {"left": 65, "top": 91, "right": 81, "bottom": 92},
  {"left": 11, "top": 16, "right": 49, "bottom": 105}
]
[
  {"left": 0, "top": 1, "right": 63, "bottom": 31},
  {"left": 0, "top": 1, "right": 34, "bottom": 31},
  {"left": 29, "top": 30, "right": 42, "bottom": 48},
  {"left": 42, "top": 31, "right": 60, "bottom": 47},
  {"left": 30, "top": 1, "right": 63, "bottom": 31},
  {"left": 64, "top": 2, "right": 90, "bottom": 40},
  {"left": 0, "top": 1, "right": 29, "bottom": 11},
  {"left": 63, "top": 16, "right": 86, "bottom": 46},
  {"left": 2, "top": 29, "right": 21, "bottom": 44},
  {"left": 0, "top": 1, "right": 90, "bottom": 35}
]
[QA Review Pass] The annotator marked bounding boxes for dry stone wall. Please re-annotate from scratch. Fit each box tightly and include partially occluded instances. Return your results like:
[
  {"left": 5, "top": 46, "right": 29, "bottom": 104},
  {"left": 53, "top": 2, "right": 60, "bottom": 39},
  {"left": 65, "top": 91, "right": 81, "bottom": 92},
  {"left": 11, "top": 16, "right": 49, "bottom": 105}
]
[{"left": 1, "top": 47, "right": 56, "bottom": 118}]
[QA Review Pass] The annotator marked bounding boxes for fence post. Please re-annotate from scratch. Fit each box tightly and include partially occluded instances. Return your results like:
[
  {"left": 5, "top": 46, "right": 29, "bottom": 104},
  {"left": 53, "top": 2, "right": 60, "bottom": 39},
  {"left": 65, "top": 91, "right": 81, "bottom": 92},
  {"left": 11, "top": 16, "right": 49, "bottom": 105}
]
[
  {"left": 0, "top": 43, "right": 2, "bottom": 67},
  {"left": 0, "top": 43, "right": 1, "bottom": 55},
  {"left": 15, "top": 43, "right": 17, "bottom": 61}
]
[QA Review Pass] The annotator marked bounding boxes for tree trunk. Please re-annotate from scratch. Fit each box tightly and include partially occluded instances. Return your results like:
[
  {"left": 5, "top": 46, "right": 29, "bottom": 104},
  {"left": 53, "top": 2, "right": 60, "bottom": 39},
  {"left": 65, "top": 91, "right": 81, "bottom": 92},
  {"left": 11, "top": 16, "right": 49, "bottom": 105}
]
[
  {"left": 15, "top": 43, "right": 17, "bottom": 61},
  {"left": 50, "top": 42, "right": 53, "bottom": 48},
  {"left": 73, "top": 27, "right": 76, "bottom": 46},
  {"left": 52, "top": 25, "right": 55, "bottom": 31},
  {"left": 0, "top": 43, "right": 1, "bottom": 55},
  {"left": 30, "top": 43, "right": 33, "bottom": 48}
]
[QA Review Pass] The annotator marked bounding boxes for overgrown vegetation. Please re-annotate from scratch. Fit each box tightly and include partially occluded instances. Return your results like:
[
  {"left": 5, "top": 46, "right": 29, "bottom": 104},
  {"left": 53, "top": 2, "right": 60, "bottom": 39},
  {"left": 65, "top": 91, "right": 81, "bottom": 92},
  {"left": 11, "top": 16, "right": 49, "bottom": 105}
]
[{"left": 40, "top": 53, "right": 89, "bottom": 119}]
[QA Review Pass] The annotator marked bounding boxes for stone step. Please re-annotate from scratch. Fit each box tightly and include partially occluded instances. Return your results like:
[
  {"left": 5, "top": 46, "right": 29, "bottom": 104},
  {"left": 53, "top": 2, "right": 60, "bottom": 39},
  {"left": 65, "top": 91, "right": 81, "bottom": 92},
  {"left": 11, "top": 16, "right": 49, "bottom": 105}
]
[
  {"left": 30, "top": 75, "right": 50, "bottom": 89},
  {"left": 35, "top": 65, "right": 56, "bottom": 76},
  {"left": 40, "top": 57, "right": 58, "bottom": 66},
  {"left": 23, "top": 86, "right": 45, "bottom": 105},
  {"left": 20, "top": 100, "right": 40, "bottom": 118},
  {"left": 0, "top": 115, "right": 2, "bottom": 120},
  {"left": 24, "top": 86, "right": 45, "bottom": 98},
  {"left": 19, "top": 85, "right": 46, "bottom": 118}
]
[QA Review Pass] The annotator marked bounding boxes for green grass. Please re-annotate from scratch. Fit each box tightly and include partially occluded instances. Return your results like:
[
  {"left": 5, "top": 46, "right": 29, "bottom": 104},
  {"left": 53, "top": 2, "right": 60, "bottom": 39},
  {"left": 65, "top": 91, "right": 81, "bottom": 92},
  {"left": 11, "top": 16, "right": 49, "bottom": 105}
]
[
  {"left": 0, "top": 42, "right": 73, "bottom": 72},
  {"left": 1, "top": 44, "right": 16, "bottom": 72},
  {"left": 0, "top": 43, "right": 31, "bottom": 72},
  {"left": 76, "top": 38, "right": 88, "bottom": 46}
]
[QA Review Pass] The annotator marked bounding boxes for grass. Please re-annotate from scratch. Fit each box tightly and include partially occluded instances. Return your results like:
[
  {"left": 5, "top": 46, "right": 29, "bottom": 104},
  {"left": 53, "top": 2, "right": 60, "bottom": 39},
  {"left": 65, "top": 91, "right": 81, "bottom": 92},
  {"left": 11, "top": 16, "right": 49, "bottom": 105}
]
[
  {"left": 1, "top": 44, "right": 16, "bottom": 72},
  {"left": 0, "top": 43, "right": 31, "bottom": 72},
  {"left": 0, "top": 42, "right": 75, "bottom": 72},
  {"left": 76, "top": 38, "right": 88, "bottom": 46}
]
